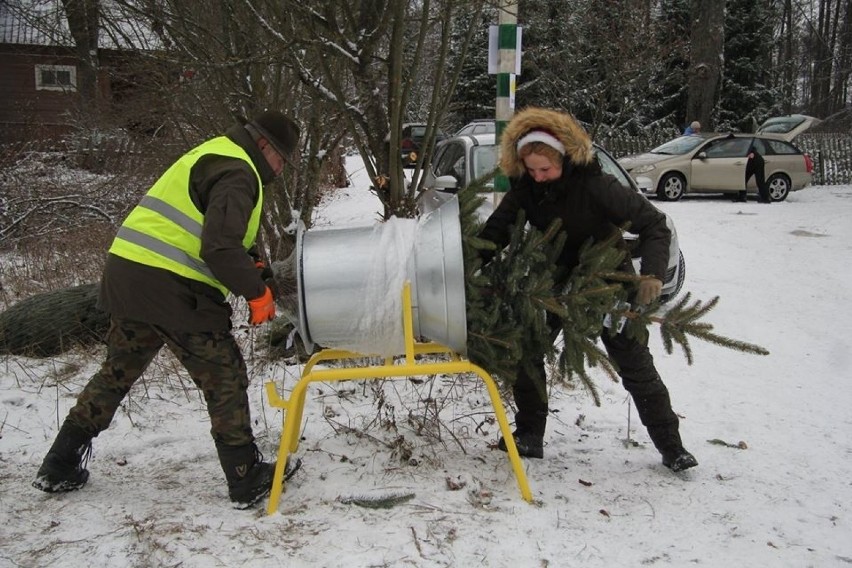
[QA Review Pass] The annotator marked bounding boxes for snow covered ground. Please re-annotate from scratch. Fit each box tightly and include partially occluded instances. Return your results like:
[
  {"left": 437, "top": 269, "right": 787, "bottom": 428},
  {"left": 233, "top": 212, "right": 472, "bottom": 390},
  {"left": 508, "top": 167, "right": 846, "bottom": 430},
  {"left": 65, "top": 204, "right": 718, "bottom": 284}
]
[{"left": 2, "top": 156, "right": 851, "bottom": 567}]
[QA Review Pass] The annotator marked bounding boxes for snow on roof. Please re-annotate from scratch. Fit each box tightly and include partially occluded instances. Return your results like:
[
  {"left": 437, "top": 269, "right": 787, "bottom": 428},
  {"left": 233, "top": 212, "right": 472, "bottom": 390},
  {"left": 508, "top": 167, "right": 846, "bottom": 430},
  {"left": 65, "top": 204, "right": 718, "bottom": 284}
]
[
  {"left": 1, "top": 0, "right": 73, "bottom": 46},
  {"left": 1, "top": 0, "right": 162, "bottom": 50}
]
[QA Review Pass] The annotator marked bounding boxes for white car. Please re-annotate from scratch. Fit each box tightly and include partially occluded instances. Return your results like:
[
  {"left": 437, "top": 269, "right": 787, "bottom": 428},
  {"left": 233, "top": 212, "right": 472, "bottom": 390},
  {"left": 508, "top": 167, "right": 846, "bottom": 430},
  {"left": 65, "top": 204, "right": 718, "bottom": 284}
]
[{"left": 418, "top": 133, "right": 686, "bottom": 303}]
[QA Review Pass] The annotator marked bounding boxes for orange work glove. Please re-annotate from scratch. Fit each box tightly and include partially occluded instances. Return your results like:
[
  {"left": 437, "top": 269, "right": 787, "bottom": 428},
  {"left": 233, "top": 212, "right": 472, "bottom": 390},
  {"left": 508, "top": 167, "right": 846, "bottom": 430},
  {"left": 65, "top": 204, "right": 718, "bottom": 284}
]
[
  {"left": 247, "top": 286, "right": 275, "bottom": 325},
  {"left": 636, "top": 277, "right": 663, "bottom": 306}
]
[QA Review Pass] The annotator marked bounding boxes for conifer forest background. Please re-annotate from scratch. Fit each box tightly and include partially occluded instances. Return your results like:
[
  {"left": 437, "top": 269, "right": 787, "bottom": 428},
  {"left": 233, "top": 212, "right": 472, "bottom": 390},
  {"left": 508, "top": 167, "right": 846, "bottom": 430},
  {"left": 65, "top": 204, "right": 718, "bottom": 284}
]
[{"left": 2, "top": 0, "right": 850, "bottom": 237}]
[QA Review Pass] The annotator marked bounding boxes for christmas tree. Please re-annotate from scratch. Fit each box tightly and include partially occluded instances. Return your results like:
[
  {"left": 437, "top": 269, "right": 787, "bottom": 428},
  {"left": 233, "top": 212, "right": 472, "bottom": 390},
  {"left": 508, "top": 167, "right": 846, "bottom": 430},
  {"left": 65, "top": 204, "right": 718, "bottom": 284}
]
[{"left": 458, "top": 179, "right": 768, "bottom": 405}]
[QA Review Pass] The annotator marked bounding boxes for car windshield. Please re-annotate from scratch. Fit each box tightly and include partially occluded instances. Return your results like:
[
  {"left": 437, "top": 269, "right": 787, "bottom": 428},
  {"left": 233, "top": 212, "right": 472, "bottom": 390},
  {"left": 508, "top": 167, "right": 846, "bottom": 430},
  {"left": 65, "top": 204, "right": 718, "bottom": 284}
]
[
  {"left": 457, "top": 121, "right": 496, "bottom": 135},
  {"left": 472, "top": 145, "right": 499, "bottom": 184},
  {"left": 595, "top": 148, "right": 634, "bottom": 190},
  {"left": 651, "top": 136, "right": 706, "bottom": 155},
  {"left": 467, "top": 143, "right": 630, "bottom": 190}
]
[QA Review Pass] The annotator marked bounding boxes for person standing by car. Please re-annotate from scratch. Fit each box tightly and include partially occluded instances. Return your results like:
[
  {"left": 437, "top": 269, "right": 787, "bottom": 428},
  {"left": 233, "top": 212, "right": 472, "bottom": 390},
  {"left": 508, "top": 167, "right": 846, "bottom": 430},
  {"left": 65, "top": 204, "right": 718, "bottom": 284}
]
[
  {"left": 744, "top": 139, "right": 772, "bottom": 203},
  {"left": 32, "top": 110, "right": 302, "bottom": 508},
  {"left": 684, "top": 120, "right": 701, "bottom": 135},
  {"left": 480, "top": 107, "right": 698, "bottom": 473}
]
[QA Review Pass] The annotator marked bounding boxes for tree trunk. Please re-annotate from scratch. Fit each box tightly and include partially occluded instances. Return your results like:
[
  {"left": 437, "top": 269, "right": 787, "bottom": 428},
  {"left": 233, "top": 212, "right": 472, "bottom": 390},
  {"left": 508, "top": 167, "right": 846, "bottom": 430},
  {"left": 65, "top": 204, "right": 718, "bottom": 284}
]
[
  {"left": 686, "top": 0, "right": 724, "bottom": 130},
  {"left": 61, "top": 0, "right": 100, "bottom": 115},
  {"left": 780, "top": 0, "right": 795, "bottom": 114},
  {"left": 830, "top": 0, "right": 852, "bottom": 114},
  {"left": 810, "top": 0, "right": 834, "bottom": 116}
]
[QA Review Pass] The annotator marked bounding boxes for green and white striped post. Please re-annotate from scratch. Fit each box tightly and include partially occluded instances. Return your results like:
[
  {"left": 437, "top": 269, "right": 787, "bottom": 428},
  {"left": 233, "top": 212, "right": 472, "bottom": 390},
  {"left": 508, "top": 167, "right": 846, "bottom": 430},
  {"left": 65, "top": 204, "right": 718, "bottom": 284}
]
[{"left": 494, "top": 1, "right": 519, "bottom": 194}]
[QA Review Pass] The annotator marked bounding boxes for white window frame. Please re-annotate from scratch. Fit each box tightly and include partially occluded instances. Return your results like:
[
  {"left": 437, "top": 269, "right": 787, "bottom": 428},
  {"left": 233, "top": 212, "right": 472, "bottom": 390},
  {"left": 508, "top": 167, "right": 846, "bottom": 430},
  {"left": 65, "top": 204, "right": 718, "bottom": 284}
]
[{"left": 35, "top": 64, "right": 77, "bottom": 92}]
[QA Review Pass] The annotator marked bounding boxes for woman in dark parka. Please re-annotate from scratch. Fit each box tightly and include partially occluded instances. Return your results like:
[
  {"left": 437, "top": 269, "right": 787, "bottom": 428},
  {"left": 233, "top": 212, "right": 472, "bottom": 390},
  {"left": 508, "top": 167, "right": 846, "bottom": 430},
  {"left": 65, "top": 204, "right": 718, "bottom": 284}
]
[{"left": 480, "top": 107, "right": 697, "bottom": 472}]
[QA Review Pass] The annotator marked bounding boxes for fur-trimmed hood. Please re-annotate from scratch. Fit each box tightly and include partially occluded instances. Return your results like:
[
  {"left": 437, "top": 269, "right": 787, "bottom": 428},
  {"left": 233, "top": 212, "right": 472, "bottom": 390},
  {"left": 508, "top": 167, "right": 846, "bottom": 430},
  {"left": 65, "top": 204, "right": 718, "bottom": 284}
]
[{"left": 499, "top": 107, "right": 594, "bottom": 178}]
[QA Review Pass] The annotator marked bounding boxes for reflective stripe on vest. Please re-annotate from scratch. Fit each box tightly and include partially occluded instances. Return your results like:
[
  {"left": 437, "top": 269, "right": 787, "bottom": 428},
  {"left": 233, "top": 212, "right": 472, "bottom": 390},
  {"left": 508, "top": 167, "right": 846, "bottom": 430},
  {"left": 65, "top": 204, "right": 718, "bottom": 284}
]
[
  {"left": 109, "top": 137, "right": 263, "bottom": 297},
  {"left": 115, "top": 196, "right": 215, "bottom": 280}
]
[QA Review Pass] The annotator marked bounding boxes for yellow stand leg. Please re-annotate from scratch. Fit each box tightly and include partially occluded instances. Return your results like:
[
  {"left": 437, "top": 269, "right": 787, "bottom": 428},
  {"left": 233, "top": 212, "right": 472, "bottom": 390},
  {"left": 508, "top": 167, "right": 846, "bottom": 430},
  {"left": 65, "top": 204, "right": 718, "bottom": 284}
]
[{"left": 265, "top": 282, "right": 533, "bottom": 515}]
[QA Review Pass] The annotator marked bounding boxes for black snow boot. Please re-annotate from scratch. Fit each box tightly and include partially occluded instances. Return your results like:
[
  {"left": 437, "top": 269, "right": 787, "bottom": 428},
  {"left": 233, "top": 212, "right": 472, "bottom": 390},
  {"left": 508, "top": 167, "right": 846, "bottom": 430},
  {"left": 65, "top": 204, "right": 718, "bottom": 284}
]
[
  {"left": 497, "top": 430, "right": 544, "bottom": 459},
  {"left": 217, "top": 443, "right": 301, "bottom": 509},
  {"left": 625, "top": 381, "right": 696, "bottom": 472},
  {"left": 661, "top": 446, "right": 698, "bottom": 472},
  {"left": 33, "top": 421, "right": 93, "bottom": 493},
  {"left": 646, "top": 425, "right": 698, "bottom": 472}
]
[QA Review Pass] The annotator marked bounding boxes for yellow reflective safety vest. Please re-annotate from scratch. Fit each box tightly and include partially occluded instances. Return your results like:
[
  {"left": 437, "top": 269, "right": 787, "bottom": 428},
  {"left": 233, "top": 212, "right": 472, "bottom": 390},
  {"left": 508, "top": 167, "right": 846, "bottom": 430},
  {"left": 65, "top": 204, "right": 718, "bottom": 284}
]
[{"left": 109, "top": 137, "right": 263, "bottom": 298}]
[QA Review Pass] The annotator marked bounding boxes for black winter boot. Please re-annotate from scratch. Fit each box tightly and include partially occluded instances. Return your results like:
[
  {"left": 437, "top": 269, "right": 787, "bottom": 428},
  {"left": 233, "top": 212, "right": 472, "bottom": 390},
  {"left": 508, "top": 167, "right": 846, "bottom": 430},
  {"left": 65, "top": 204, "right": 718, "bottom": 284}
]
[
  {"left": 33, "top": 421, "right": 93, "bottom": 493},
  {"left": 217, "top": 443, "right": 275, "bottom": 509},
  {"left": 624, "top": 381, "right": 697, "bottom": 472},
  {"left": 661, "top": 446, "right": 698, "bottom": 472},
  {"left": 646, "top": 426, "right": 698, "bottom": 472},
  {"left": 217, "top": 443, "right": 301, "bottom": 509},
  {"left": 497, "top": 430, "right": 544, "bottom": 459},
  {"left": 645, "top": 424, "right": 698, "bottom": 472}
]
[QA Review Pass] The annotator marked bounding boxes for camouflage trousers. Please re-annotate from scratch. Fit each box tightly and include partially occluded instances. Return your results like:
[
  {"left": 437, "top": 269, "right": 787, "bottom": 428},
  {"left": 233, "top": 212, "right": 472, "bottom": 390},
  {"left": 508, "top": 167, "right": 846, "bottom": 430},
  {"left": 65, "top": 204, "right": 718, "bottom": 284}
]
[{"left": 67, "top": 317, "right": 254, "bottom": 447}]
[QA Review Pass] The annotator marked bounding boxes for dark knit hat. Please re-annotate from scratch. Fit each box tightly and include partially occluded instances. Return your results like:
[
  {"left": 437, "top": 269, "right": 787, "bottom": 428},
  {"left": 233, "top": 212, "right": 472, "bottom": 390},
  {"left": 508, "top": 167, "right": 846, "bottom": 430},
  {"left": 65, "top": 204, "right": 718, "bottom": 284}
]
[{"left": 249, "top": 110, "right": 300, "bottom": 158}]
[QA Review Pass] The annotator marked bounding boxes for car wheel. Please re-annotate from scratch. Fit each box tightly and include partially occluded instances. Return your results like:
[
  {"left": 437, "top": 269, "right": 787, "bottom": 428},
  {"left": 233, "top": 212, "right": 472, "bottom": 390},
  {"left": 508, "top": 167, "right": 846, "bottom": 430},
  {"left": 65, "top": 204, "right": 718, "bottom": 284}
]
[
  {"left": 766, "top": 173, "right": 791, "bottom": 202},
  {"left": 656, "top": 173, "right": 686, "bottom": 201},
  {"left": 660, "top": 250, "right": 686, "bottom": 304}
]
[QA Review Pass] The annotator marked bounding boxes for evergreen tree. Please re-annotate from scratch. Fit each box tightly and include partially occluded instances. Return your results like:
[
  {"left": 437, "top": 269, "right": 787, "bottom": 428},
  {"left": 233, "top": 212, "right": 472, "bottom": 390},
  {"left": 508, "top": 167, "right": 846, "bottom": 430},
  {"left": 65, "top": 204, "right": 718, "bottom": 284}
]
[
  {"left": 567, "top": 0, "right": 665, "bottom": 137},
  {"left": 515, "top": 0, "right": 580, "bottom": 112},
  {"left": 646, "top": 0, "right": 692, "bottom": 131},
  {"left": 515, "top": 0, "right": 670, "bottom": 136},
  {"left": 445, "top": 4, "right": 496, "bottom": 130},
  {"left": 717, "top": 0, "right": 782, "bottom": 131},
  {"left": 458, "top": 179, "right": 768, "bottom": 404}
]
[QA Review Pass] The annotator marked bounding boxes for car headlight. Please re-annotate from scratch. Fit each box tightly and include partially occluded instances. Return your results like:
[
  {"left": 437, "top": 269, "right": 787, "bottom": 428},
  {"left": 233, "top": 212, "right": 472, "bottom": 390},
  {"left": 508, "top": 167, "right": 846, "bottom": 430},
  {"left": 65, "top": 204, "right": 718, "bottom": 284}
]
[{"left": 633, "top": 164, "right": 657, "bottom": 174}]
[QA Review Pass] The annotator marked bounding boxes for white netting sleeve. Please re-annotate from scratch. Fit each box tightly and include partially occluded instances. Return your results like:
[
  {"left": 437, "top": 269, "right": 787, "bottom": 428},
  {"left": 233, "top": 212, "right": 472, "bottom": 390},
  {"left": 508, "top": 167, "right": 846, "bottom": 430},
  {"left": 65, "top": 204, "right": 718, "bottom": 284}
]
[{"left": 333, "top": 216, "right": 417, "bottom": 356}]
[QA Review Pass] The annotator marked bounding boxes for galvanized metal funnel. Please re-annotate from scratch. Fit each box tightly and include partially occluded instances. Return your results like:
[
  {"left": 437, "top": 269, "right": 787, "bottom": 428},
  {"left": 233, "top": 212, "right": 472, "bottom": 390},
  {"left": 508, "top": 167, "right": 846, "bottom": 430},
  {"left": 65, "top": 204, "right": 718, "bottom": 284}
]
[
  {"left": 411, "top": 197, "right": 467, "bottom": 353},
  {"left": 295, "top": 197, "right": 467, "bottom": 356}
]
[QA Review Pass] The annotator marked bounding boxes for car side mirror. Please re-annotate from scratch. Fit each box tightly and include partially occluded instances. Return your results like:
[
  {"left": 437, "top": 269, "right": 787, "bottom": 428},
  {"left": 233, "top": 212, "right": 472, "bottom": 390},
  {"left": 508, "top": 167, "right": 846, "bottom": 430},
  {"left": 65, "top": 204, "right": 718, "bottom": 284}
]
[
  {"left": 696, "top": 151, "right": 708, "bottom": 160},
  {"left": 435, "top": 175, "right": 459, "bottom": 192}
]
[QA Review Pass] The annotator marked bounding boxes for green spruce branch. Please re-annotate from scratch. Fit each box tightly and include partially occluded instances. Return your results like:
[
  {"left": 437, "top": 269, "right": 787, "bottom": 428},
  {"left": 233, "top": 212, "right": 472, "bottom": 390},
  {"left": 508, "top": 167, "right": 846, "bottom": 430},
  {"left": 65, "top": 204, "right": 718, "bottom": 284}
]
[
  {"left": 457, "top": 179, "right": 769, "bottom": 403},
  {"left": 621, "top": 293, "right": 770, "bottom": 365}
]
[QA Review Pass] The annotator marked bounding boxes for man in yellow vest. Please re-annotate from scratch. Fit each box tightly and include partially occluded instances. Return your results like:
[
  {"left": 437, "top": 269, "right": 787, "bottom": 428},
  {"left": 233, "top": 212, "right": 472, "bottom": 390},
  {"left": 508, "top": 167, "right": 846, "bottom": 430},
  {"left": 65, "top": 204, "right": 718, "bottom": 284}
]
[{"left": 33, "top": 110, "right": 301, "bottom": 509}]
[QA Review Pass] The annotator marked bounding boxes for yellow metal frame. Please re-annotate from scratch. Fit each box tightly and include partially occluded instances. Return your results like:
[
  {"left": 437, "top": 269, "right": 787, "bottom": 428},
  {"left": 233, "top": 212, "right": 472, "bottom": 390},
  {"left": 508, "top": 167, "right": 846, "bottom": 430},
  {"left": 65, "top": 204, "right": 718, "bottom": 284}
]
[{"left": 264, "top": 282, "right": 533, "bottom": 515}]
